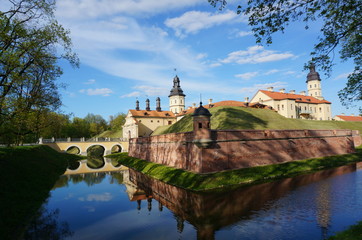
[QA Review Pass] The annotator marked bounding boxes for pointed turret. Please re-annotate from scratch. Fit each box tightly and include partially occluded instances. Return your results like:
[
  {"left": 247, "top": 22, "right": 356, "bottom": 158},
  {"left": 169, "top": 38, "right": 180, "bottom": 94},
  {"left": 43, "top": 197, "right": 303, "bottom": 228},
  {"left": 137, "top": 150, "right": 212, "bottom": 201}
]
[{"left": 169, "top": 75, "right": 186, "bottom": 114}]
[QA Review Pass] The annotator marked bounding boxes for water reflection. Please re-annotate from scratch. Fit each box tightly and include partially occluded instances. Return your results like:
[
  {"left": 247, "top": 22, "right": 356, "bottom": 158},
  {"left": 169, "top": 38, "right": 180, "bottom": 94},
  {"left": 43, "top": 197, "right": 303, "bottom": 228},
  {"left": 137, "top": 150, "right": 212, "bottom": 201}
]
[
  {"left": 23, "top": 203, "right": 73, "bottom": 240},
  {"left": 128, "top": 164, "right": 358, "bottom": 240},
  {"left": 34, "top": 162, "right": 362, "bottom": 240}
]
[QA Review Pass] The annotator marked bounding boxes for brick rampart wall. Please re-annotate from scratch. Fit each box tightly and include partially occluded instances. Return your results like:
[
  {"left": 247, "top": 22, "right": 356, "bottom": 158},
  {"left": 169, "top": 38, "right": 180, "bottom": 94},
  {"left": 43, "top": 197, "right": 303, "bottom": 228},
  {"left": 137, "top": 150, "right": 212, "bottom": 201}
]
[{"left": 129, "top": 129, "right": 359, "bottom": 173}]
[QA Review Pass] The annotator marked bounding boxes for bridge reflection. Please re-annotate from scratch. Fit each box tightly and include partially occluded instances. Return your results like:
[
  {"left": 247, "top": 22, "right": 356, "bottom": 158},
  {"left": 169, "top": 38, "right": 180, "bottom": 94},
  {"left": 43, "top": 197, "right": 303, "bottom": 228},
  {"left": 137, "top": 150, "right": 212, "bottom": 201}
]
[{"left": 63, "top": 158, "right": 128, "bottom": 175}]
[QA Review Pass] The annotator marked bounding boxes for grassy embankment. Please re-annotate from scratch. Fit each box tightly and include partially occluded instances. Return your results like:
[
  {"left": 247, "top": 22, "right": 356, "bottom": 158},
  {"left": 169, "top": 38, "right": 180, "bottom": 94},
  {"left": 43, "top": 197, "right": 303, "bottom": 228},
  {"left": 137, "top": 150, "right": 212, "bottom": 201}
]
[
  {"left": 152, "top": 106, "right": 362, "bottom": 135},
  {"left": 0, "top": 145, "right": 83, "bottom": 240},
  {"left": 97, "top": 129, "right": 122, "bottom": 138},
  {"left": 108, "top": 145, "right": 362, "bottom": 192},
  {"left": 328, "top": 221, "right": 362, "bottom": 239}
]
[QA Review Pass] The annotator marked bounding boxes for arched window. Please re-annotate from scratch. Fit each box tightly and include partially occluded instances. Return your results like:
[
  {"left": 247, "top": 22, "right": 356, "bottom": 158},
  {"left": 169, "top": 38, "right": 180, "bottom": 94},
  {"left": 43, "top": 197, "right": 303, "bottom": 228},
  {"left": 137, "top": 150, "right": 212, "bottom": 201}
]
[{"left": 198, "top": 123, "right": 202, "bottom": 129}]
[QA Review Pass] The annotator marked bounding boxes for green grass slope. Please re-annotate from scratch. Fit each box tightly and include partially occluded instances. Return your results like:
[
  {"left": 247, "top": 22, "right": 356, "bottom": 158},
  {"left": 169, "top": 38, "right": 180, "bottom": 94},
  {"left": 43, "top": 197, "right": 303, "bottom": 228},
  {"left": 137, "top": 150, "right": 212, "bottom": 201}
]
[
  {"left": 97, "top": 129, "right": 123, "bottom": 138},
  {"left": 153, "top": 106, "right": 362, "bottom": 135}
]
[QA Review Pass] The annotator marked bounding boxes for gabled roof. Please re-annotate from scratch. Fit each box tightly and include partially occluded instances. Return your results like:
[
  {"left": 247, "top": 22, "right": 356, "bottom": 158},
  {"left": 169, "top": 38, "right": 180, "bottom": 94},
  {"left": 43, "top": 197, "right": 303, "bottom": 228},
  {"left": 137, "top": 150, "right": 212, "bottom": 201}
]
[
  {"left": 335, "top": 115, "right": 362, "bottom": 122},
  {"left": 259, "top": 90, "right": 331, "bottom": 104},
  {"left": 129, "top": 109, "right": 175, "bottom": 118}
]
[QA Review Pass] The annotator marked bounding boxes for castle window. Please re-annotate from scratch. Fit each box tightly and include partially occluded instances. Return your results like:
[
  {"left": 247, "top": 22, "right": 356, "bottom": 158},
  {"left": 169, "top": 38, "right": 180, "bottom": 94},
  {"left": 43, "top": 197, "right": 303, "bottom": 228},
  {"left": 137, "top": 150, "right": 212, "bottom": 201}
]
[
  {"left": 291, "top": 104, "right": 293, "bottom": 110},
  {"left": 139, "top": 120, "right": 142, "bottom": 122},
  {"left": 199, "top": 123, "right": 202, "bottom": 128},
  {"left": 181, "top": 100, "right": 182, "bottom": 104},
  {"left": 310, "top": 85, "right": 312, "bottom": 88},
  {"left": 168, "top": 121, "right": 172, "bottom": 125},
  {"left": 291, "top": 115, "right": 293, "bottom": 118},
  {"left": 151, "top": 120, "right": 153, "bottom": 123},
  {"left": 277, "top": 105, "right": 280, "bottom": 110},
  {"left": 157, "top": 120, "right": 160, "bottom": 123},
  {"left": 315, "top": 84, "right": 317, "bottom": 87},
  {"left": 319, "top": 107, "right": 322, "bottom": 113},
  {"left": 282, "top": 105, "right": 284, "bottom": 110}
]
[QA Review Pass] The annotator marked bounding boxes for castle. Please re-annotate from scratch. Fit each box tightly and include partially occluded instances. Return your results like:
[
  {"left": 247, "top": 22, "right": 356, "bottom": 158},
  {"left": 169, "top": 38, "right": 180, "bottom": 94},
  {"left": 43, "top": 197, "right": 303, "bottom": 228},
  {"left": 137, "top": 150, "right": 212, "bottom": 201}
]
[{"left": 122, "top": 64, "right": 332, "bottom": 138}]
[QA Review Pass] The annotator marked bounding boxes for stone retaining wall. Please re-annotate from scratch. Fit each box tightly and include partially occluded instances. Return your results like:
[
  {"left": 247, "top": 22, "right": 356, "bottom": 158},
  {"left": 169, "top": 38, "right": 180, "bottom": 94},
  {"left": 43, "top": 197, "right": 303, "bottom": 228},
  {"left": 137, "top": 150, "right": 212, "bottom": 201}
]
[{"left": 129, "top": 129, "right": 360, "bottom": 173}]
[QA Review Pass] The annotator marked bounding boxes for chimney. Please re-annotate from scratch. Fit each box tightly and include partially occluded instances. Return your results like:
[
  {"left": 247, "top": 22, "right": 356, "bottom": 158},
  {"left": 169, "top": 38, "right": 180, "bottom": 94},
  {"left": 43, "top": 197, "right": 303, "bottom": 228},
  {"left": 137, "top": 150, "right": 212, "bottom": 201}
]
[
  {"left": 192, "top": 103, "right": 196, "bottom": 108},
  {"left": 289, "top": 90, "right": 295, "bottom": 94},
  {"left": 244, "top": 97, "right": 249, "bottom": 102},
  {"left": 267, "top": 87, "right": 274, "bottom": 92},
  {"left": 279, "top": 88, "right": 285, "bottom": 93},
  {"left": 341, "top": 113, "right": 345, "bottom": 116},
  {"left": 135, "top": 100, "right": 140, "bottom": 111},
  {"left": 300, "top": 91, "right": 306, "bottom": 96},
  {"left": 351, "top": 114, "right": 355, "bottom": 116},
  {"left": 156, "top": 97, "right": 161, "bottom": 111},
  {"left": 145, "top": 99, "right": 150, "bottom": 111},
  {"left": 208, "top": 98, "right": 213, "bottom": 105}
]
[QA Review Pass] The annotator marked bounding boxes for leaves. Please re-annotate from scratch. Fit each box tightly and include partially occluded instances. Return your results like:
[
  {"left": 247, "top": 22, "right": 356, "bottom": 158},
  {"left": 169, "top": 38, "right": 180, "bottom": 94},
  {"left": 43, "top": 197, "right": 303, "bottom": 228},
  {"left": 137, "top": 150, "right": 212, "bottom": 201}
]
[{"left": 211, "top": 0, "right": 361, "bottom": 109}]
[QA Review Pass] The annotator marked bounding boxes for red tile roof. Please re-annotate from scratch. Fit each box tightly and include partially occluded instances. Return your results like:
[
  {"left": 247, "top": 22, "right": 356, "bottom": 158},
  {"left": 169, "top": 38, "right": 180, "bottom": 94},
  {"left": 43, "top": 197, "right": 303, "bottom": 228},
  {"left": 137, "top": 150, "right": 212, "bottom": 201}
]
[
  {"left": 259, "top": 90, "right": 331, "bottom": 104},
  {"left": 335, "top": 115, "right": 362, "bottom": 122},
  {"left": 129, "top": 109, "right": 175, "bottom": 118}
]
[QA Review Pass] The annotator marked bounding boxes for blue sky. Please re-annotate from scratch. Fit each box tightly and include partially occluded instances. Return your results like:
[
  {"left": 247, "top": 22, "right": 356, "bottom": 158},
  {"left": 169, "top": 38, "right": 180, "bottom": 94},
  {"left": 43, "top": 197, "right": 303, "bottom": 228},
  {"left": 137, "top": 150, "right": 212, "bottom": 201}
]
[{"left": 53, "top": 0, "right": 360, "bottom": 120}]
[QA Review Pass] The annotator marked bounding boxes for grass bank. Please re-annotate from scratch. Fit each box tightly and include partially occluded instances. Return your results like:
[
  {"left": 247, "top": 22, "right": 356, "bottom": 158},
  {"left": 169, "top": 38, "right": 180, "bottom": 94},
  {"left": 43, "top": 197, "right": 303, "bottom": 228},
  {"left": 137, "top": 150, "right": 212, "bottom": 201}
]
[
  {"left": 0, "top": 145, "right": 83, "bottom": 240},
  {"left": 108, "top": 146, "right": 362, "bottom": 192},
  {"left": 328, "top": 221, "right": 362, "bottom": 239},
  {"left": 152, "top": 106, "right": 362, "bottom": 136}
]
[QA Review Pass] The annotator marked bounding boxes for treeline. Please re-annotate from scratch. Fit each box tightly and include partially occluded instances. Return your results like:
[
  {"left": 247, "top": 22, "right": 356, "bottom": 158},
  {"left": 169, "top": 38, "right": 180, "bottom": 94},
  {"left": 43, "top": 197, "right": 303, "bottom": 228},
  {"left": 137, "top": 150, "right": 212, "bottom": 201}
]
[{"left": 0, "top": 112, "right": 126, "bottom": 145}]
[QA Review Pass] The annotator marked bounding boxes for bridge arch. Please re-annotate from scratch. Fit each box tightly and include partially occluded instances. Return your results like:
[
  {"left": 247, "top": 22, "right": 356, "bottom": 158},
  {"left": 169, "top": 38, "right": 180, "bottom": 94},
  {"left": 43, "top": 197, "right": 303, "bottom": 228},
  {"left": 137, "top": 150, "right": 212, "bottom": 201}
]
[
  {"left": 86, "top": 144, "right": 107, "bottom": 156},
  {"left": 111, "top": 144, "right": 123, "bottom": 153},
  {"left": 66, "top": 145, "right": 82, "bottom": 155}
]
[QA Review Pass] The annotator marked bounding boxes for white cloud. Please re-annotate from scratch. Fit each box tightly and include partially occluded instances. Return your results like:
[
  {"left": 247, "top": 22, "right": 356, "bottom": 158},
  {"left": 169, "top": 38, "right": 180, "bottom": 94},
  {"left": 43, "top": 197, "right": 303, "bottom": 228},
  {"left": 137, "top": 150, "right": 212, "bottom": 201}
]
[
  {"left": 56, "top": 0, "right": 204, "bottom": 19},
  {"left": 235, "top": 72, "right": 259, "bottom": 80},
  {"left": 84, "top": 79, "right": 96, "bottom": 85},
  {"left": 79, "top": 88, "right": 113, "bottom": 96},
  {"left": 236, "top": 31, "right": 253, "bottom": 37},
  {"left": 120, "top": 91, "right": 141, "bottom": 98},
  {"left": 220, "top": 45, "right": 294, "bottom": 64},
  {"left": 134, "top": 85, "right": 169, "bottom": 96},
  {"left": 78, "top": 193, "right": 113, "bottom": 202},
  {"left": 209, "top": 63, "right": 222, "bottom": 68},
  {"left": 283, "top": 71, "right": 296, "bottom": 75},
  {"left": 196, "top": 53, "right": 208, "bottom": 60},
  {"left": 264, "top": 69, "right": 280, "bottom": 75},
  {"left": 334, "top": 72, "right": 350, "bottom": 80},
  {"left": 239, "top": 81, "right": 288, "bottom": 94},
  {"left": 165, "top": 10, "right": 242, "bottom": 37}
]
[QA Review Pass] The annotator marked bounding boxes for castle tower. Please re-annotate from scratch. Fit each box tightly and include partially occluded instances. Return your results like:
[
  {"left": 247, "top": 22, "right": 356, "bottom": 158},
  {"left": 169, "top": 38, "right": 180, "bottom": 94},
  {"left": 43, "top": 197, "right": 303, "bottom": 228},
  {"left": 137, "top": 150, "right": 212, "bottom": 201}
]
[
  {"left": 168, "top": 75, "right": 186, "bottom": 114},
  {"left": 135, "top": 100, "right": 140, "bottom": 111},
  {"left": 192, "top": 102, "right": 213, "bottom": 148},
  {"left": 306, "top": 63, "right": 324, "bottom": 100},
  {"left": 145, "top": 98, "right": 150, "bottom": 111}
]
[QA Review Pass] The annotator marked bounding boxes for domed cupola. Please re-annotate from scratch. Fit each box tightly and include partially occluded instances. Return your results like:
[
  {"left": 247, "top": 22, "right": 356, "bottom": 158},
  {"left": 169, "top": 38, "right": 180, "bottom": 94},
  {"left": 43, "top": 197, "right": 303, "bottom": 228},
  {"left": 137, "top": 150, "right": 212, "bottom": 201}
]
[
  {"left": 169, "top": 75, "right": 186, "bottom": 97},
  {"left": 192, "top": 102, "right": 212, "bottom": 117},
  {"left": 306, "top": 63, "right": 321, "bottom": 82}
]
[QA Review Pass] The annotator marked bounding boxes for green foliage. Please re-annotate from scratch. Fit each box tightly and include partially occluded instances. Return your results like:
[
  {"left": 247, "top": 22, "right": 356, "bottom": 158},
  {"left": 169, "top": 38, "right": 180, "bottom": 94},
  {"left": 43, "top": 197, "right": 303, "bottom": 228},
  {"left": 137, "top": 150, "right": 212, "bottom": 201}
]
[
  {"left": 0, "top": 0, "right": 79, "bottom": 145},
  {"left": 209, "top": 0, "right": 361, "bottom": 109},
  {"left": 155, "top": 106, "right": 362, "bottom": 135},
  {"left": 109, "top": 147, "right": 362, "bottom": 191},
  {"left": 109, "top": 113, "right": 126, "bottom": 131},
  {"left": 0, "top": 145, "right": 83, "bottom": 240},
  {"left": 328, "top": 221, "right": 362, "bottom": 239}
]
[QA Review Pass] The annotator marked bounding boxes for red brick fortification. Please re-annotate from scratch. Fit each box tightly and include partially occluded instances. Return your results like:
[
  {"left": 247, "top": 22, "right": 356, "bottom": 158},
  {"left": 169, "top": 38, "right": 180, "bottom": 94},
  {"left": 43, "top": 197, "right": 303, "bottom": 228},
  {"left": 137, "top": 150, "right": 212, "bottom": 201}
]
[{"left": 128, "top": 129, "right": 358, "bottom": 173}]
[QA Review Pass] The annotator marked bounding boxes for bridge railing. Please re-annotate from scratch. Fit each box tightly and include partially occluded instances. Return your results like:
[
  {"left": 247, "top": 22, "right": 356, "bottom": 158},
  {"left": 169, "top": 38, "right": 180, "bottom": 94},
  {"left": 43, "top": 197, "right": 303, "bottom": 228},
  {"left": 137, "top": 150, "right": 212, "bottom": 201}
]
[{"left": 39, "top": 137, "right": 128, "bottom": 143}]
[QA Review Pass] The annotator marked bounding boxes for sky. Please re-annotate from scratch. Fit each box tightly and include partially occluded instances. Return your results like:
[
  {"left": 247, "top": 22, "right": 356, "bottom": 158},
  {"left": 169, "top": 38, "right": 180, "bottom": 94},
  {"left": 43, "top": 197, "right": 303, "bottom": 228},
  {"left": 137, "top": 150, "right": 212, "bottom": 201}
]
[{"left": 52, "top": 0, "right": 360, "bottom": 120}]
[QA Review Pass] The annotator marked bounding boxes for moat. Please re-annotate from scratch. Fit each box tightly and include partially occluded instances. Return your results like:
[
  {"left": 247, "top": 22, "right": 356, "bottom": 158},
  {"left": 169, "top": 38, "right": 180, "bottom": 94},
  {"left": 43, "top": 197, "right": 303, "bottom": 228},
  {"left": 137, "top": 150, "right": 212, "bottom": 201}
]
[{"left": 27, "top": 159, "right": 362, "bottom": 240}]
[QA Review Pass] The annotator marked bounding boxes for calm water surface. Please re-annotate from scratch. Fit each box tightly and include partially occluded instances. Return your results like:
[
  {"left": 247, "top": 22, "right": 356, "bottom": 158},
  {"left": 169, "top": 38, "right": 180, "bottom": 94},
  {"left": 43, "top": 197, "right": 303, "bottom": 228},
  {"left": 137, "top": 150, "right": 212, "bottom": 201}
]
[{"left": 31, "top": 159, "right": 362, "bottom": 240}]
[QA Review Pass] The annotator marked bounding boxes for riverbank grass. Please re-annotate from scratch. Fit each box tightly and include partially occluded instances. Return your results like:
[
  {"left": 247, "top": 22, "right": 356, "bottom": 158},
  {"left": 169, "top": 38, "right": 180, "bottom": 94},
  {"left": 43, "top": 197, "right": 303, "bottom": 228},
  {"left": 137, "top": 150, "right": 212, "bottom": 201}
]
[
  {"left": 108, "top": 146, "right": 362, "bottom": 191},
  {"left": 0, "top": 145, "right": 83, "bottom": 240}
]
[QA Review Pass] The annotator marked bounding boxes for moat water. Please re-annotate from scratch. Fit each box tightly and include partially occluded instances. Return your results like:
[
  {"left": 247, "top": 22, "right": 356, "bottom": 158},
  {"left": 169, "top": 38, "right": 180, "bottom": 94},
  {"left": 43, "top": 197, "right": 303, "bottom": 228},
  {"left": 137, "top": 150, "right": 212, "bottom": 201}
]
[{"left": 25, "top": 159, "right": 362, "bottom": 240}]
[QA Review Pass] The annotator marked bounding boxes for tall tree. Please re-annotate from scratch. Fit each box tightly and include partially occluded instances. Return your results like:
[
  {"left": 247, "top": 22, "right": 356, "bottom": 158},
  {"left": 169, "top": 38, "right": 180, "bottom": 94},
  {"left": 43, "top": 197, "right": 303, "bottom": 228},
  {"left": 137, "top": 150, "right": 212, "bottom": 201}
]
[
  {"left": 0, "top": 0, "right": 78, "bottom": 144},
  {"left": 209, "top": 0, "right": 361, "bottom": 109}
]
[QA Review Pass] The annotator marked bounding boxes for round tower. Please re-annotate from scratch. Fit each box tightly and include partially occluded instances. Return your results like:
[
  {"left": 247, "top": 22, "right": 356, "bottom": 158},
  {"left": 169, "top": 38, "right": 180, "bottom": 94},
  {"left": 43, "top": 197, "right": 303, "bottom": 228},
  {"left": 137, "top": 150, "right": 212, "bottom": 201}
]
[
  {"left": 306, "top": 63, "right": 323, "bottom": 100},
  {"left": 168, "top": 75, "right": 186, "bottom": 114},
  {"left": 192, "top": 102, "right": 213, "bottom": 148}
]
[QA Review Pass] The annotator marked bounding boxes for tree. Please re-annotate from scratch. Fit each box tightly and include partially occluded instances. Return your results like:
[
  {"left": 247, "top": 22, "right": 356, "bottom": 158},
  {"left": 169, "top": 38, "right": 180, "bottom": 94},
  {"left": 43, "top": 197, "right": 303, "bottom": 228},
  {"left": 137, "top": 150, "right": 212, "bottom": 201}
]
[
  {"left": 84, "top": 113, "right": 108, "bottom": 136},
  {"left": 0, "top": 0, "right": 78, "bottom": 144},
  {"left": 209, "top": 0, "right": 361, "bottom": 109},
  {"left": 109, "top": 113, "right": 126, "bottom": 131}
]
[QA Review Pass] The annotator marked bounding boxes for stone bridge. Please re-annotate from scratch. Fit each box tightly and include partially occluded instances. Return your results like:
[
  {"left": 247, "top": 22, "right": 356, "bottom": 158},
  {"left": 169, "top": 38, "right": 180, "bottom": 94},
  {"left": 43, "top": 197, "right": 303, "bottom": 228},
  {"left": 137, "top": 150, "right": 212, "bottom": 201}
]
[{"left": 39, "top": 137, "right": 129, "bottom": 156}]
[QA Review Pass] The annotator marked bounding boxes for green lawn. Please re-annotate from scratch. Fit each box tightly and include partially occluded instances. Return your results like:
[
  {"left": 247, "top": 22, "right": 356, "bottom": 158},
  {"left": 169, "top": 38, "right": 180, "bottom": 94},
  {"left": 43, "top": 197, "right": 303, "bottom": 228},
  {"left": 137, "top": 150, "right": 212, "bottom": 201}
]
[{"left": 152, "top": 106, "right": 362, "bottom": 135}]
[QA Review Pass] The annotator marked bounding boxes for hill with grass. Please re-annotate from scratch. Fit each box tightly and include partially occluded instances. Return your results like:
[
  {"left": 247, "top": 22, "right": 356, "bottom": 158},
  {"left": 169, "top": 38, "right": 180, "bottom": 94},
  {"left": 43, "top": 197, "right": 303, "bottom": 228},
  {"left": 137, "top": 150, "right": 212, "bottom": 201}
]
[
  {"left": 152, "top": 106, "right": 362, "bottom": 136},
  {"left": 96, "top": 129, "right": 123, "bottom": 138}
]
